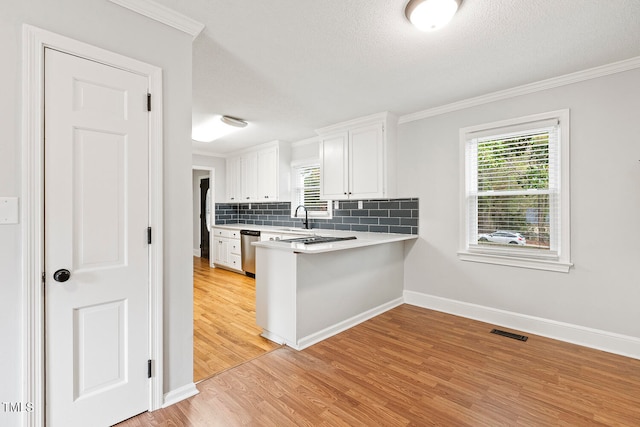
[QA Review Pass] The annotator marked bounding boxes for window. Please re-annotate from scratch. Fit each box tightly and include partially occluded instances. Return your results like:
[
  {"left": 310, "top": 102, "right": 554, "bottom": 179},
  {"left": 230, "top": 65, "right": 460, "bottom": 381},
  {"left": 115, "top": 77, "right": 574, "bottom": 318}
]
[
  {"left": 458, "top": 110, "right": 571, "bottom": 272},
  {"left": 291, "top": 160, "right": 332, "bottom": 218}
]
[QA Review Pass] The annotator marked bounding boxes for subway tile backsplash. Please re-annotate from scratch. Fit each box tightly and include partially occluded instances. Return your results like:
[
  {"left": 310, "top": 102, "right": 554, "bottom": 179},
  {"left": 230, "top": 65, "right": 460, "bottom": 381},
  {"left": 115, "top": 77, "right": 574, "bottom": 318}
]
[{"left": 215, "top": 198, "right": 419, "bottom": 235}]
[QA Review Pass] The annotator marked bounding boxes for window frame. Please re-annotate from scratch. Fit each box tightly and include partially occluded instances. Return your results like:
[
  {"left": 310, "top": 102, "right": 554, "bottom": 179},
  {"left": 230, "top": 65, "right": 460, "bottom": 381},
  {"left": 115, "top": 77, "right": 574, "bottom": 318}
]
[
  {"left": 290, "top": 158, "right": 333, "bottom": 219},
  {"left": 458, "top": 109, "right": 572, "bottom": 272}
]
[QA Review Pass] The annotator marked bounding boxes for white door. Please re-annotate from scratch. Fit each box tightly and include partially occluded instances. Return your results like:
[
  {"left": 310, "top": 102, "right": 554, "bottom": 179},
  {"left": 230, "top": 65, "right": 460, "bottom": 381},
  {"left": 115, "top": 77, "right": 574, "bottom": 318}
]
[{"left": 45, "top": 48, "right": 150, "bottom": 427}]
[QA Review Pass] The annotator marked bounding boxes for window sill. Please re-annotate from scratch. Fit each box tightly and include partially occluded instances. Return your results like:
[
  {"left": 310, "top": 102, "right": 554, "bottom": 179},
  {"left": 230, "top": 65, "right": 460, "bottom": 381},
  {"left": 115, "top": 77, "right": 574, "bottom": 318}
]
[{"left": 457, "top": 251, "right": 573, "bottom": 273}]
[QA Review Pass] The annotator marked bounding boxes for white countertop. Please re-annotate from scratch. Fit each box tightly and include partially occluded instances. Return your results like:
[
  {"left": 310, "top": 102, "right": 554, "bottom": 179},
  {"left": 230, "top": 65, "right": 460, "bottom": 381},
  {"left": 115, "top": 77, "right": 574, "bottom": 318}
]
[{"left": 212, "top": 223, "right": 417, "bottom": 254}]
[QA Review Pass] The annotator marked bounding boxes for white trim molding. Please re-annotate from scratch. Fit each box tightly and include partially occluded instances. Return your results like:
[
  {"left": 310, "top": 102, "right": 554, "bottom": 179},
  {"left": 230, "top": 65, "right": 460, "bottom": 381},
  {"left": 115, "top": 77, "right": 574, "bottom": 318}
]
[
  {"left": 399, "top": 56, "right": 640, "bottom": 124},
  {"left": 404, "top": 291, "right": 640, "bottom": 360},
  {"left": 162, "top": 383, "right": 199, "bottom": 408},
  {"left": 21, "top": 25, "right": 164, "bottom": 427},
  {"left": 109, "top": 0, "right": 205, "bottom": 39}
]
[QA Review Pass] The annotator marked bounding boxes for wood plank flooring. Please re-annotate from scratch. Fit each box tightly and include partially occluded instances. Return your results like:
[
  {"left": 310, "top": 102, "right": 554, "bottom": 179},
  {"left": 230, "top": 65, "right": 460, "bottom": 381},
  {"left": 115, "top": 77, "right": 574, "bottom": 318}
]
[
  {"left": 193, "top": 257, "right": 280, "bottom": 382},
  {"left": 120, "top": 304, "right": 640, "bottom": 426}
]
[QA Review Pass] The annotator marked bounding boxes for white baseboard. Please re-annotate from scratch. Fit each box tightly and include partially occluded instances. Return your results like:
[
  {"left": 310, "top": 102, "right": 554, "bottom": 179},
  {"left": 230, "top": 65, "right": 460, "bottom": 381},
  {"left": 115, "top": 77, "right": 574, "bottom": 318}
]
[
  {"left": 162, "top": 382, "right": 199, "bottom": 408},
  {"left": 193, "top": 248, "right": 201, "bottom": 257},
  {"left": 295, "top": 297, "right": 404, "bottom": 350},
  {"left": 404, "top": 290, "right": 640, "bottom": 360}
]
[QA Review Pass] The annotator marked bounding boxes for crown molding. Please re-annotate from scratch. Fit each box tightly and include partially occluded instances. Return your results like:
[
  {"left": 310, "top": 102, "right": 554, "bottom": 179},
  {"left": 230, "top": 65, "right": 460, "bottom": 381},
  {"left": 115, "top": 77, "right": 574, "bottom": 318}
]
[
  {"left": 109, "top": 0, "right": 204, "bottom": 39},
  {"left": 399, "top": 56, "right": 640, "bottom": 124}
]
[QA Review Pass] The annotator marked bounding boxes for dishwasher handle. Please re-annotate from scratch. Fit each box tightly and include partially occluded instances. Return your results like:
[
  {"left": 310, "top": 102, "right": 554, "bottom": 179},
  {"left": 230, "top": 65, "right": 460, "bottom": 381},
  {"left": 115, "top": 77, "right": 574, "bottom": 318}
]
[{"left": 240, "top": 229, "right": 261, "bottom": 237}]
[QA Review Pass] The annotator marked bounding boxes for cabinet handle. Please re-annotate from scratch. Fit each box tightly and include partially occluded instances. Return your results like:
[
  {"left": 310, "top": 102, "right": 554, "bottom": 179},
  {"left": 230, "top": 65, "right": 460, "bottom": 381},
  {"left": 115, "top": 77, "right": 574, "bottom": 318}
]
[
  {"left": 264, "top": 195, "right": 269, "bottom": 198},
  {"left": 344, "top": 192, "right": 347, "bottom": 195},
  {"left": 246, "top": 197, "right": 250, "bottom": 199}
]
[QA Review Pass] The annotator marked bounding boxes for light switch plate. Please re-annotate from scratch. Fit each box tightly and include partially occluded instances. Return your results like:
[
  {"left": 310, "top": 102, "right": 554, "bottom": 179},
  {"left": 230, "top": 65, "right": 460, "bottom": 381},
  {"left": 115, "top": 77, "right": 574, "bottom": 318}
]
[
  {"left": 358, "top": 200, "right": 363, "bottom": 209},
  {"left": 334, "top": 200, "right": 339, "bottom": 209},
  {"left": 0, "top": 197, "right": 19, "bottom": 224}
]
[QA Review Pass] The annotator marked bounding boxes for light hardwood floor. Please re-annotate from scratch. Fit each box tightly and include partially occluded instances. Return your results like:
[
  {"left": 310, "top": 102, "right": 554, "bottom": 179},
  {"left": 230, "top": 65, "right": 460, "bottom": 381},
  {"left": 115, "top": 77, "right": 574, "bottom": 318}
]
[
  {"left": 193, "top": 256, "right": 280, "bottom": 382},
  {"left": 120, "top": 304, "right": 640, "bottom": 426}
]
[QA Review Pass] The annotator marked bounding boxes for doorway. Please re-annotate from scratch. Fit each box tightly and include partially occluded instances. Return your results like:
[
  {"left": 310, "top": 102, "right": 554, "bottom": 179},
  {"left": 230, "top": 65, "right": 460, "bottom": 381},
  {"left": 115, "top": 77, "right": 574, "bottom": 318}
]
[{"left": 190, "top": 166, "right": 279, "bottom": 382}]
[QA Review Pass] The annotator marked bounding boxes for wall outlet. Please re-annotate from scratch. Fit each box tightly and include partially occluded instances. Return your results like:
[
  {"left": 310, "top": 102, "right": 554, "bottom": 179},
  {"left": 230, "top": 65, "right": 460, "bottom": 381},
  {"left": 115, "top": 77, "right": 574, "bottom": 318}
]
[
  {"left": 358, "top": 200, "right": 363, "bottom": 209},
  {"left": 334, "top": 200, "right": 339, "bottom": 209}
]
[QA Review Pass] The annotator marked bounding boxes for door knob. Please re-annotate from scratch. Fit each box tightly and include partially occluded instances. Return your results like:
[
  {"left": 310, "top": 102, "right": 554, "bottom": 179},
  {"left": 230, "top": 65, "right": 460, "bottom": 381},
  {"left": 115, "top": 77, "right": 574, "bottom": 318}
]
[{"left": 53, "top": 269, "right": 71, "bottom": 283}]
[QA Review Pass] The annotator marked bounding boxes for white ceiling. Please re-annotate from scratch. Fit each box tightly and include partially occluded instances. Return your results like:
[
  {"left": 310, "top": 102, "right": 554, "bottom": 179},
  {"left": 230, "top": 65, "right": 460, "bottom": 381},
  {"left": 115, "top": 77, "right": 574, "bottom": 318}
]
[{"left": 155, "top": 0, "right": 640, "bottom": 155}]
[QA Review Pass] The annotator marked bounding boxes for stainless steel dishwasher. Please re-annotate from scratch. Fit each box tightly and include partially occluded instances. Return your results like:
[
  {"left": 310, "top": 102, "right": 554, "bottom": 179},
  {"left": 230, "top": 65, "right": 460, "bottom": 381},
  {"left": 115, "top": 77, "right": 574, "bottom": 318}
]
[{"left": 240, "top": 230, "right": 260, "bottom": 277}]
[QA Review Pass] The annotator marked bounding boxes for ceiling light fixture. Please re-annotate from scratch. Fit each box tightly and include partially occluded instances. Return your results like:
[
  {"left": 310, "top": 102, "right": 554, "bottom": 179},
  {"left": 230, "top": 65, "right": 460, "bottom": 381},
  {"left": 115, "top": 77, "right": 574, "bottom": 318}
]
[
  {"left": 192, "top": 115, "right": 249, "bottom": 142},
  {"left": 220, "top": 115, "right": 248, "bottom": 128},
  {"left": 405, "top": 0, "right": 461, "bottom": 31}
]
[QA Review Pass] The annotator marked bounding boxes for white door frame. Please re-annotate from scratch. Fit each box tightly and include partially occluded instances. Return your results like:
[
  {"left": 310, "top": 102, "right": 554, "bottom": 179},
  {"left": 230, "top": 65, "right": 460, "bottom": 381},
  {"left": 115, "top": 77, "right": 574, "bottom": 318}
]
[
  {"left": 21, "top": 25, "right": 164, "bottom": 427},
  {"left": 192, "top": 165, "right": 215, "bottom": 267}
]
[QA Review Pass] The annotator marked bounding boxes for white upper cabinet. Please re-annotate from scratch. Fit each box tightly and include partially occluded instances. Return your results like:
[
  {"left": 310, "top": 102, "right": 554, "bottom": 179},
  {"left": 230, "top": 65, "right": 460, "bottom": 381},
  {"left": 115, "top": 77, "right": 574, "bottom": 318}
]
[
  {"left": 257, "top": 146, "right": 278, "bottom": 201},
  {"left": 241, "top": 151, "right": 258, "bottom": 201},
  {"left": 225, "top": 141, "right": 291, "bottom": 203},
  {"left": 318, "top": 132, "right": 348, "bottom": 199},
  {"left": 226, "top": 155, "right": 241, "bottom": 202},
  {"left": 317, "top": 112, "right": 397, "bottom": 200}
]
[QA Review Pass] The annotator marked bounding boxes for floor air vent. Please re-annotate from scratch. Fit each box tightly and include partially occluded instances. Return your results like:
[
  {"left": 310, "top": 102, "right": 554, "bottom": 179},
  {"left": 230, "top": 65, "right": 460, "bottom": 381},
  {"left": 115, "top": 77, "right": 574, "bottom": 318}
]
[{"left": 490, "top": 329, "right": 528, "bottom": 341}]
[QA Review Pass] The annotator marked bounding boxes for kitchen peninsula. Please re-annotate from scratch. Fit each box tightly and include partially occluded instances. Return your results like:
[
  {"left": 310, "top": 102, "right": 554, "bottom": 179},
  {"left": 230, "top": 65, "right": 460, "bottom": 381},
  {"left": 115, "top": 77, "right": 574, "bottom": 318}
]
[{"left": 253, "top": 231, "right": 417, "bottom": 349}]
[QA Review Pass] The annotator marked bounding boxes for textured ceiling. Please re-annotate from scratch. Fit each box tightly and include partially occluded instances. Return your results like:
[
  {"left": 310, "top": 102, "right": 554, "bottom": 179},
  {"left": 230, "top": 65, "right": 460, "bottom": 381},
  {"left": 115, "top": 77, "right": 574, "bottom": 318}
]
[{"left": 154, "top": 0, "right": 640, "bottom": 155}]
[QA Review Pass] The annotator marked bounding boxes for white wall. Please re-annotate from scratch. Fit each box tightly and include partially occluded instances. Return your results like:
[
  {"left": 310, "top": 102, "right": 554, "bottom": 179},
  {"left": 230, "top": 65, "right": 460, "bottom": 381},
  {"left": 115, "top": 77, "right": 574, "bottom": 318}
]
[
  {"left": 0, "top": 0, "right": 195, "bottom": 418},
  {"left": 398, "top": 68, "right": 640, "bottom": 339},
  {"left": 193, "top": 153, "right": 225, "bottom": 202},
  {"left": 291, "top": 138, "right": 319, "bottom": 162}
]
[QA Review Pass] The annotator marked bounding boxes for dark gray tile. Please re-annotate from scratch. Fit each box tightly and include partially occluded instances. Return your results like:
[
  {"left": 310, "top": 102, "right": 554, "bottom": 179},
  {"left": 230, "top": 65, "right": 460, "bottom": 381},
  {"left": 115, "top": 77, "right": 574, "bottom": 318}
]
[
  {"left": 369, "top": 209, "right": 389, "bottom": 217},
  {"left": 390, "top": 209, "right": 411, "bottom": 217},
  {"left": 342, "top": 217, "right": 360, "bottom": 224},
  {"left": 350, "top": 225, "right": 368, "bottom": 232},
  {"left": 335, "top": 224, "right": 351, "bottom": 230},
  {"left": 342, "top": 202, "right": 358, "bottom": 209},
  {"left": 363, "top": 201, "right": 379, "bottom": 209},
  {"left": 390, "top": 226, "right": 412, "bottom": 234},
  {"left": 401, "top": 218, "right": 418, "bottom": 227},
  {"left": 400, "top": 201, "right": 418, "bottom": 210},
  {"left": 379, "top": 201, "right": 399, "bottom": 209},
  {"left": 369, "top": 225, "right": 390, "bottom": 233},
  {"left": 351, "top": 210, "right": 369, "bottom": 216},
  {"left": 359, "top": 217, "right": 379, "bottom": 225},
  {"left": 380, "top": 217, "right": 400, "bottom": 225}
]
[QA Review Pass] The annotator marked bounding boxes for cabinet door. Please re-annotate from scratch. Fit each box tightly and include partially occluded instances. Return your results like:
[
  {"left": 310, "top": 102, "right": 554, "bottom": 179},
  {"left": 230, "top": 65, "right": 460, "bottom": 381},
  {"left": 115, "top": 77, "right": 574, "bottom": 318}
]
[
  {"left": 226, "top": 156, "right": 241, "bottom": 202},
  {"left": 319, "top": 132, "right": 348, "bottom": 200},
  {"left": 349, "top": 123, "right": 384, "bottom": 199},
  {"left": 214, "top": 236, "right": 228, "bottom": 264},
  {"left": 241, "top": 152, "right": 258, "bottom": 201},
  {"left": 257, "top": 146, "right": 278, "bottom": 201}
]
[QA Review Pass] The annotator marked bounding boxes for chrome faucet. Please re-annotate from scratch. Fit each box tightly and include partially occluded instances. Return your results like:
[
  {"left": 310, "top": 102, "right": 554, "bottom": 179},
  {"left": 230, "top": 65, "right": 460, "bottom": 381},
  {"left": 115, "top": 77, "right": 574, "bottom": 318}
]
[{"left": 294, "top": 205, "right": 309, "bottom": 229}]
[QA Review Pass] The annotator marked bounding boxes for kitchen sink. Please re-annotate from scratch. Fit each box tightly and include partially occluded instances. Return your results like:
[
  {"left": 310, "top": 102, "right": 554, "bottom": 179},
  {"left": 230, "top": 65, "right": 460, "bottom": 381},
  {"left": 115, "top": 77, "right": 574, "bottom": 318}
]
[{"left": 279, "top": 235, "right": 357, "bottom": 245}]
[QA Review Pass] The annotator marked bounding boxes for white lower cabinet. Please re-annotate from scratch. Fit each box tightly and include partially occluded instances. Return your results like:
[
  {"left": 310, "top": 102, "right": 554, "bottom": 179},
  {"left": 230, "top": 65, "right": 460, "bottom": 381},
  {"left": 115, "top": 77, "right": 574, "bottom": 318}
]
[{"left": 213, "top": 228, "right": 242, "bottom": 271}]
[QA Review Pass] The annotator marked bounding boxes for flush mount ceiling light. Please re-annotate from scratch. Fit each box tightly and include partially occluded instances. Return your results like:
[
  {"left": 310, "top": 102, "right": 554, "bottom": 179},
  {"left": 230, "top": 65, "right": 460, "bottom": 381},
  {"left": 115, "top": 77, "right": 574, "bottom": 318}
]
[
  {"left": 405, "top": 0, "right": 461, "bottom": 31},
  {"left": 192, "top": 115, "right": 248, "bottom": 142},
  {"left": 220, "top": 115, "right": 248, "bottom": 128}
]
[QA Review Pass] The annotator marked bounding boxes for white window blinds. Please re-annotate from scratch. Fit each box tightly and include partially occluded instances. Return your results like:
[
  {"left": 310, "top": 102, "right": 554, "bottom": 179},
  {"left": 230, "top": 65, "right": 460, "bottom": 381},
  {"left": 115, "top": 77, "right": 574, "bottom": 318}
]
[
  {"left": 464, "top": 119, "right": 560, "bottom": 255},
  {"left": 291, "top": 162, "right": 331, "bottom": 217}
]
